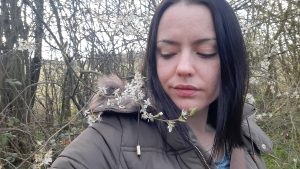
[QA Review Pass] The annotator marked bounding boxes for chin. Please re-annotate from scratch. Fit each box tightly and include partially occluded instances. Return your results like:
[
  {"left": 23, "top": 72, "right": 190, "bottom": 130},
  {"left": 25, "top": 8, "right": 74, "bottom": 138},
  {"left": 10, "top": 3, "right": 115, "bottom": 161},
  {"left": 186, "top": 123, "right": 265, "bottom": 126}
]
[
  {"left": 176, "top": 99, "right": 212, "bottom": 110},
  {"left": 176, "top": 103, "right": 207, "bottom": 111}
]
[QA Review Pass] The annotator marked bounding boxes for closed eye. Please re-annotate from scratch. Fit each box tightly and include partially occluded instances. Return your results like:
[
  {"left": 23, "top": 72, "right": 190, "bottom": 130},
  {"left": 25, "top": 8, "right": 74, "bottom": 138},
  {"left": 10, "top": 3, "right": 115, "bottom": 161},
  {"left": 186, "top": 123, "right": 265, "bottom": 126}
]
[
  {"left": 196, "top": 52, "right": 218, "bottom": 58},
  {"left": 160, "top": 53, "right": 176, "bottom": 59}
]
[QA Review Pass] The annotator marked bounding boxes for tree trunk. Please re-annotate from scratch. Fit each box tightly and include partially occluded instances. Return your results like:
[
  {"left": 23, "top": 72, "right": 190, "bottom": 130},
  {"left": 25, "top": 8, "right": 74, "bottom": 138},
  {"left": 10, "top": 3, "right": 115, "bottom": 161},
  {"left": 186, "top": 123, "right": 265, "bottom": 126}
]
[
  {"left": 29, "top": 0, "right": 44, "bottom": 109},
  {"left": 0, "top": 0, "right": 30, "bottom": 123}
]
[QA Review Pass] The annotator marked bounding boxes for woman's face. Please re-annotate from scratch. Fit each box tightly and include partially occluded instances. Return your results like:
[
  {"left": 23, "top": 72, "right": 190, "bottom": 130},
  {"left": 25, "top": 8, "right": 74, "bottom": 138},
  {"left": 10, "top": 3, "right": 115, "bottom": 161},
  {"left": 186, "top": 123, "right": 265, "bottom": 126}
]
[{"left": 156, "top": 3, "right": 220, "bottom": 114}]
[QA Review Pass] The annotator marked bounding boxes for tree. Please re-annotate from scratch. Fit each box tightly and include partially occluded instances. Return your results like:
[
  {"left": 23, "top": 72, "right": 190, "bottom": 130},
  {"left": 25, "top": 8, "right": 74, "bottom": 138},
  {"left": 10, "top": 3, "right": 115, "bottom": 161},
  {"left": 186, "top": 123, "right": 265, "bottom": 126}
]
[
  {"left": 0, "top": 0, "right": 30, "bottom": 123},
  {"left": 0, "top": 0, "right": 298, "bottom": 168}
]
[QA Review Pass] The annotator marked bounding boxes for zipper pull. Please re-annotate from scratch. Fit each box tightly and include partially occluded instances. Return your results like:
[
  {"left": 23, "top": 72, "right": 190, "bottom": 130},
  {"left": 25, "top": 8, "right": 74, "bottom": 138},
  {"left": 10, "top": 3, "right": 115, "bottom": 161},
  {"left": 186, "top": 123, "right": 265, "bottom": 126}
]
[{"left": 137, "top": 144, "right": 141, "bottom": 157}]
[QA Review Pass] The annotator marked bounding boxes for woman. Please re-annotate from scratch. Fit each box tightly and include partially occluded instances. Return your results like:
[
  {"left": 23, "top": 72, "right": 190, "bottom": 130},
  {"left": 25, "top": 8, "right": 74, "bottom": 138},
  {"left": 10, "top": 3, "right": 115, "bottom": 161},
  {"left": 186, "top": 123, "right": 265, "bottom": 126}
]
[{"left": 51, "top": 0, "right": 272, "bottom": 168}]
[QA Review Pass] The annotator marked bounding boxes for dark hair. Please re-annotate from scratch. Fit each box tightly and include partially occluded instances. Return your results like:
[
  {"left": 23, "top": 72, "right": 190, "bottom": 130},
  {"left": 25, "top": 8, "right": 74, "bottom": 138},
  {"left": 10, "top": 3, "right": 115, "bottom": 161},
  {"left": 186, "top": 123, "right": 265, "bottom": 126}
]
[{"left": 143, "top": 0, "right": 248, "bottom": 157}]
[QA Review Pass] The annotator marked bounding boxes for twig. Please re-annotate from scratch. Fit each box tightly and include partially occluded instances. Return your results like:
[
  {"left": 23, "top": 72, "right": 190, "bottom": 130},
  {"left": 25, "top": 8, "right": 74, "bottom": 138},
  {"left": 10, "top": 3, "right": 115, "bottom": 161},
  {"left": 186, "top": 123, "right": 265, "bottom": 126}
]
[
  {"left": 16, "top": 110, "right": 82, "bottom": 168},
  {"left": 0, "top": 157, "right": 17, "bottom": 169},
  {"left": 80, "top": 70, "right": 102, "bottom": 76},
  {"left": 17, "top": 109, "right": 83, "bottom": 168},
  {"left": 0, "top": 128, "right": 32, "bottom": 137},
  {"left": 0, "top": 82, "right": 56, "bottom": 117}
]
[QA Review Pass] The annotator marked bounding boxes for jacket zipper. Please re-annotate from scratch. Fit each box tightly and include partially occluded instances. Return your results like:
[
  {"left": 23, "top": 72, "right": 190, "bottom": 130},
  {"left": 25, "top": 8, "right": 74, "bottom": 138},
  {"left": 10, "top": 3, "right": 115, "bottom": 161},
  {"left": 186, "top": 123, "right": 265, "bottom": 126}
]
[{"left": 188, "top": 139, "right": 211, "bottom": 169}]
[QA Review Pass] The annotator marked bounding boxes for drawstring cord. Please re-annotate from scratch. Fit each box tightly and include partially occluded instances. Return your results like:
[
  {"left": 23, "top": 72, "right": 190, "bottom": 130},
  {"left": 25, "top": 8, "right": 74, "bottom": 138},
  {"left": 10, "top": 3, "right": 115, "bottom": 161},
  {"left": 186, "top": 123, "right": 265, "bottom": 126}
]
[
  {"left": 246, "top": 118, "right": 257, "bottom": 162},
  {"left": 136, "top": 111, "right": 141, "bottom": 157}
]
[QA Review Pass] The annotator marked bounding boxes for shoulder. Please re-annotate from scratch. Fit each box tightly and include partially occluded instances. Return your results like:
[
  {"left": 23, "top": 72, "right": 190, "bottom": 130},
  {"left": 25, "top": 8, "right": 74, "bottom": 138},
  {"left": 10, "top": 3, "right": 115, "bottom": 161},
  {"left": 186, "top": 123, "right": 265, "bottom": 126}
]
[
  {"left": 241, "top": 103, "right": 272, "bottom": 153},
  {"left": 51, "top": 113, "right": 163, "bottom": 169},
  {"left": 241, "top": 103, "right": 272, "bottom": 169},
  {"left": 51, "top": 114, "right": 124, "bottom": 169},
  {"left": 97, "top": 112, "right": 164, "bottom": 149}
]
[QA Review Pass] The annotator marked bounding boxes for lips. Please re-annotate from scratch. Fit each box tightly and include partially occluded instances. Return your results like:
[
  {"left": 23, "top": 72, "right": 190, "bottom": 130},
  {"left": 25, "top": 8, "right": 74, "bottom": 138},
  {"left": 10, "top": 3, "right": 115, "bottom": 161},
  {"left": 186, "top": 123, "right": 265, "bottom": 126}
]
[{"left": 173, "top": 84, "right": 199, "bottom": 97}]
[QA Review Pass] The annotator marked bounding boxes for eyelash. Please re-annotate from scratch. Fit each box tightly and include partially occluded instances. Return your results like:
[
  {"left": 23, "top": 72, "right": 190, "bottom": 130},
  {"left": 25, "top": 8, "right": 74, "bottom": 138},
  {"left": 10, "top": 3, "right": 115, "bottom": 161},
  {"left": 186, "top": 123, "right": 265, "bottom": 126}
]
[
  {"left": 160, "top": 53, "right": 176, "bottom": 59},
  {"left": 196, "top": 52, "right": 218, "bottom": 58},
  {"left": 160, "top": 52, "right": 217, "bottom": 59}
]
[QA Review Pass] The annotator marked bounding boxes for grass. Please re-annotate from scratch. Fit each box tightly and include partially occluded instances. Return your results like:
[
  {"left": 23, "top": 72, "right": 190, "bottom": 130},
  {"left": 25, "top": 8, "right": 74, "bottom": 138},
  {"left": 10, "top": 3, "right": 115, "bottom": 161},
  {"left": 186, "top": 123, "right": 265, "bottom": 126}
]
[{"left": 258, "top": 104, "right": 299, "bottom": 169}]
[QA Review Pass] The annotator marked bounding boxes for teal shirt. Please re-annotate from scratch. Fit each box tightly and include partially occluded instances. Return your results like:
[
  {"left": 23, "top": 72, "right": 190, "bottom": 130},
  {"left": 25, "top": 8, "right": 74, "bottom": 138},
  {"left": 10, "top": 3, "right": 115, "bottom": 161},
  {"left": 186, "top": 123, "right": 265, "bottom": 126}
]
[{"left": 215, "top": 150, "right": 230, "bottom": 169}]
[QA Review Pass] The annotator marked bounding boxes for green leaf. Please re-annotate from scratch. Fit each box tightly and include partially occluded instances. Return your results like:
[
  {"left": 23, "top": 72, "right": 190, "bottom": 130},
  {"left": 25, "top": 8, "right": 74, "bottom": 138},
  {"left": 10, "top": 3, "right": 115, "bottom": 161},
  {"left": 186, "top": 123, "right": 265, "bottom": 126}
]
[
  {"left": 0, "top": 132, "right": 16, "bottom": 146},
  {"left": 7, "top": 117, "right": 20, "bottom": 127},
  {"left": 5, "top": 153, "right": 17, "bottom": 163},
  {"left": 5, "top": 78, "right": 22, "bottom": 87}
]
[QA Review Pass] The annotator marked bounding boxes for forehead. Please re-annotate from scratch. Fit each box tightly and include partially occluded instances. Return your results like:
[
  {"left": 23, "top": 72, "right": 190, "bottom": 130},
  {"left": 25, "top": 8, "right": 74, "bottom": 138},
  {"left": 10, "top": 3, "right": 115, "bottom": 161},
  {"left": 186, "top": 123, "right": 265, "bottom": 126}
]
[{"left": 157, "top": 2, "right": 215, "bottom": 40}]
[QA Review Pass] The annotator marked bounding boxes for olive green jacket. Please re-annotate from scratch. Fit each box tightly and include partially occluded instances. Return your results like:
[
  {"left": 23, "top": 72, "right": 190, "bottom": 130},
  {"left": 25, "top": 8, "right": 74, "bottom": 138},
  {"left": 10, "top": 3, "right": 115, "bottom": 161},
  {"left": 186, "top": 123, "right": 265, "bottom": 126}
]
[
  {"left": 51, "top": 102, "right": 272, "bottom": 169},
  {"left": 52, "top": 75, "right": 272, "bottom": 169}
]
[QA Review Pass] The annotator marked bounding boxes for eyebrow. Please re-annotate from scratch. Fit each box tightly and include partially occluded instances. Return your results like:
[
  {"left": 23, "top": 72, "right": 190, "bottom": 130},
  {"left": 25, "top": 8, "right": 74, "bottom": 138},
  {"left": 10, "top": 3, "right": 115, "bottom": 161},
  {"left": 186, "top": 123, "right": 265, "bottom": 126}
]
[
  {"left": 157, "top": 38, "right": 216, "bottom": 46},
  {"left": 192, "top": 38, "right": 216, "bottom": 45},
  {"left": 157, "top": 40, "right": 179, "bottom": 46}
]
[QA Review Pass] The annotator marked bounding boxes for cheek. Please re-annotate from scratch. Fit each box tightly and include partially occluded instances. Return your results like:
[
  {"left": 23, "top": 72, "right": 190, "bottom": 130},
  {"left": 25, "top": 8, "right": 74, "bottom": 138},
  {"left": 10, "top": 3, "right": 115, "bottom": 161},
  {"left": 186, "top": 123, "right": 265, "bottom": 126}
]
[
  {"left": 204, "top": 75, "right": 220, "bottom": 98},
  {"left": 212, "top": 66, "right": 221, "bottom": 97},
  {"left": 156, "top": 59, "right": 169, "bottom": 84},
  {"left": 204, "top": 60, "right": 221, "bottom": 97}
]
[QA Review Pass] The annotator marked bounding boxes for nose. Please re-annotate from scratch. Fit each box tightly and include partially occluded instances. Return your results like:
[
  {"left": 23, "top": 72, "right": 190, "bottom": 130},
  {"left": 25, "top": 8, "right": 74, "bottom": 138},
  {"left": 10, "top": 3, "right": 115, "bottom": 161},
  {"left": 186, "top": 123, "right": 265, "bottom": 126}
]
[{"left": 176, "top": 51, "right": 195, "bottom": 77}]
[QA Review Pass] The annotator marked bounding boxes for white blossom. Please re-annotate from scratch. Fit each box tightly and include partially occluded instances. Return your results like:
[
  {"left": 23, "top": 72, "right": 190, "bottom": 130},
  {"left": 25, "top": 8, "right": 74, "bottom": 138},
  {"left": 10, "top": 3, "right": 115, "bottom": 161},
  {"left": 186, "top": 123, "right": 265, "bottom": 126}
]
[
  {"left": 141, "top": 112, "right": 149, "bottom": 120},
  {"left": 119, "top": 105, "right": 125, "bottom": 109},
  {"left": 85, "top": 73, "right": 147, "bottom": 125},
  {"left": 17, "top": 39, "right": 35, "bottom": 53},
  {"left": 36, "top": 140, "right": 43, "bottom": 146},
  {"left": 167, "top": 121, "right": 175, "bottom": 132},
  {"left": 181, "top": 110, "right": 188, "bottom": 117},
  {"left": 124, "top": 26, "right": 134, "bottom": 36},
  {"left": 246, "top": 93, "right": 256, "bottom": 105},
  {"left": 42, "top": 150, "right": 53, "bottom": 165},
  {"left": 84, "top": 110, "right": 101, "bottom": 126},
  {"left": 107, "top": 99, "right": 113, "bottom": 106},
  {"left": 293, "top": 158, "right": 297, "bottom": 163},
  {"left": 249, "top": 77, "right": 260, "bottom": 85},
  {"left": 97, "top": 87, "right": 107, "bottom": 96},
  {"left": 141, "top": 98, "right": 151, "bottom": 112},
  {"left": 34, "top": 149, "right": 53, "bottom": 168},
  {"left": 270, "top": 85, "right": 275, "bottom": 94},
  {"left": 113, "top": 88, "right": 120, "bottom": 97},
  {"left": 291, "top": 91, "right": 299, "bottom": 99},
  {"left": 255, "top": 113, "right": 271, "bottom": 121},
  {"left": 84, "top": 73, "right": 195, "bottom": 133},
  {"left": 158, "top": 112, "right": 164, "bottom": 116},
  {"left": 144, "top": 98, "right": 151, "bottom": 107},
  {"left": 255, "top": 114, "right": 263, "bottom": 120},
  {"left": 276, "top": 92, "right": 282, "bottom": 97},
  {"left": 120, "top": 72, "right": 145, "bottom": 102},
  {"left": 141, "top": 112, "right": 154, "bottom": 122},
  {"left": 260, "top": 60, "right": 270, "bottom": 70}
]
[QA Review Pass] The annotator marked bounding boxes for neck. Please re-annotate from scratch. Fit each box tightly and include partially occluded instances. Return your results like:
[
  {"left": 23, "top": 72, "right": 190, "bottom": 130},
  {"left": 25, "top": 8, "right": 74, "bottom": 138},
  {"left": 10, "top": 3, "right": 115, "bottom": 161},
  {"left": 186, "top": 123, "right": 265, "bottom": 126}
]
[
  {"left": 186, "top": 108, "right": 208, "bottom": 134},
  {"left": 186, "top": 108, "right": 216, "bottom": 154}
]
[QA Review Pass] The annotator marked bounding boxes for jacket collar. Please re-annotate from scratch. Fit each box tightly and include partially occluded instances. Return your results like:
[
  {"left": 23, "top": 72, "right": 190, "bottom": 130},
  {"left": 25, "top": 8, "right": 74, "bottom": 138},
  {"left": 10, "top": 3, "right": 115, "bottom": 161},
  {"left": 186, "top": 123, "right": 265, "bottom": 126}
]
[{"left": 86, "top": 74, "right": 271, "bottom": 164}]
